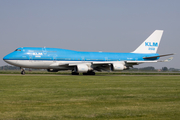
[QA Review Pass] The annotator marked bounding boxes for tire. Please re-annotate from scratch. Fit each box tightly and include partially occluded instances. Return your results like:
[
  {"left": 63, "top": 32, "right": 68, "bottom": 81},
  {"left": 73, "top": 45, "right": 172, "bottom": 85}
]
[
  {"left": 72, "top": 72, "right": 79, "bottom": 75},
  {"left": 21, "top": 70, "right": 25, "bottom": 75},
  {"left": 83, "top": 72, "right": 95, "bottom": 75}
]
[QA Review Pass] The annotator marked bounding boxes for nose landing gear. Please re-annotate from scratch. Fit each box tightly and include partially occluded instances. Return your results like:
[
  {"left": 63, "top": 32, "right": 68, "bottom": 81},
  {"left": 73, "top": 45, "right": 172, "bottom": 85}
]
[{"left": 20, "top": 68, "right": 25, "bottom": 75}]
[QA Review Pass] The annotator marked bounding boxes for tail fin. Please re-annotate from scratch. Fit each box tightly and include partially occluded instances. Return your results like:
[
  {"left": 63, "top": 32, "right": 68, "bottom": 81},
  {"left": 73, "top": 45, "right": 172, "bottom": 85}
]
[{"left": 132, "top": 30, "right": 163, "bottom": 53}]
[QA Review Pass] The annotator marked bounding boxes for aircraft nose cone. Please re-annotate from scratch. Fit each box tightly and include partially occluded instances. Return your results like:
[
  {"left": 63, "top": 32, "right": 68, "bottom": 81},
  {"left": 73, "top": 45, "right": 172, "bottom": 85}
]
[
  {"left": 3, "top": 51, "right": 14, "bottom": 59},
  {"left": 3, "top": 55, "right": 10, "bottom": 64},
  {"left": 3, "top": 52, "right": 15, "bottom": 61},
  {"left": 3, "top": 53, "right": 14, "bottom": 63},
  {"left": 3, "top": 53, "right": 16, "bottom": 65},
  {"left": 3, "top": 55, "right": 9, "bottom": 61}
]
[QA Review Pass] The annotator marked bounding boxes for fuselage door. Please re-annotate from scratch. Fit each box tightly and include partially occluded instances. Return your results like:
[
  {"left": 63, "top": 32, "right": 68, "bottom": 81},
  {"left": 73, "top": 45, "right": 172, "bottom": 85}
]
[
  {"left": 81, "top": 56, "right": 85, "bottom": 61},
  {"left": 53, "top": 55, "right": 57, "bottom": 62},
  {"left": 42, "top": 47, "right": 47, "bottom": 55},
  {"left": 29, "top": 55, "right": 33, "bottom": 62},
  {"left": 105, "top": 57, "right": 108, "bottom": 61}
]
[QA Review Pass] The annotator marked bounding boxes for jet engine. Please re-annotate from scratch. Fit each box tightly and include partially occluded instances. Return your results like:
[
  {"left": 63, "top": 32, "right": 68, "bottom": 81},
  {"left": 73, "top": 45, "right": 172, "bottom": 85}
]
[
  {"left": 111, "top": 63, "right": 128, "bottom": 71},
  {"left": 47, "top": 69, "right": 59, "bottom": 72},
  {"left": 76, "top": 64, "right": 92, "bottom": 72}
]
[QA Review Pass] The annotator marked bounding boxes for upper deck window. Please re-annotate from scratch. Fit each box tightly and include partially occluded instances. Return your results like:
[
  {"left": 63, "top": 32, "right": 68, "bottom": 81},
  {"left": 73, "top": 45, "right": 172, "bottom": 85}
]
[{"left": 15, "top": 49, "right": 21, "bottom": 51}]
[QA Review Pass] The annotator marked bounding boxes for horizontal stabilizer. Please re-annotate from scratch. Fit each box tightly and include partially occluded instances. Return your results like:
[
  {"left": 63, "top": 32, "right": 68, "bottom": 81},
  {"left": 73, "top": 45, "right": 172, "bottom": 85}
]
[
  {"left": 143, "top": 53, "right": 174, "bottom": 59},
  {"left": 158, "top": 57, "right": 173, "bottom": 62}
]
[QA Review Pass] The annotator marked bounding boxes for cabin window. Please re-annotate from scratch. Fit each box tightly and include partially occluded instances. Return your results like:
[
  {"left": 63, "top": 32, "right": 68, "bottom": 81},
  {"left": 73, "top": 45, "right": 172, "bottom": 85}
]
[{"left": 15, "top": 49, "right": 21, "bottom": 51}]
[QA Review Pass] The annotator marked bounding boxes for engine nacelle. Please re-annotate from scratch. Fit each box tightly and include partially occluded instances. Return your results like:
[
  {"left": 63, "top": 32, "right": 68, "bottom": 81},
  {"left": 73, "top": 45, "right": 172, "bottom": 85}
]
[
  {"left": 76, "top": 64, "right": 91, "bottom": 73},
  {"left": 111, "top": 63, "right": 127, "bottom": 71},
  {"left": 47, "top": 69, "right": 59, "bottom": 72}
]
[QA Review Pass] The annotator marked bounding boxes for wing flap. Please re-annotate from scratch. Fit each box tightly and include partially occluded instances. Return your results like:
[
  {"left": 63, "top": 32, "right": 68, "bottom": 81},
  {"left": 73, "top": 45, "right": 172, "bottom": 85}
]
[
  {"left": 126, "top": 61, "right": 158, "bottom": 63},
  {"left": 126, "top": 57, "right": 173, "bottom": 64},
  {"left": 92, "top": 62, "right": 112, "bottom": 65}
]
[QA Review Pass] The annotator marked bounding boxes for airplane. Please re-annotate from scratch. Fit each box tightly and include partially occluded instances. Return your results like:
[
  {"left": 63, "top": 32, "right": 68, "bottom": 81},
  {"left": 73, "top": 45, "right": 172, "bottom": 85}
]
[{"left": 3, "top": 30, "right": 174, "bottom": 75}]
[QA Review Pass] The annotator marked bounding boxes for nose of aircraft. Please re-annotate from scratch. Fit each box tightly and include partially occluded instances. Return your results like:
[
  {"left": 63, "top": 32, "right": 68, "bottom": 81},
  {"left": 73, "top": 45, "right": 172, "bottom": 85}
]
[
  {"left": 3, "top": 54, "right": 11, "bottom": 64},
  {"left": 3, "top": 54, "right": 9, "bottom": 61},
  {"left": 3, "top": 53, "right": 15, "bottom": 63},
  {"left": 3, "top": 53, "right": 18, "bottom": 65}
]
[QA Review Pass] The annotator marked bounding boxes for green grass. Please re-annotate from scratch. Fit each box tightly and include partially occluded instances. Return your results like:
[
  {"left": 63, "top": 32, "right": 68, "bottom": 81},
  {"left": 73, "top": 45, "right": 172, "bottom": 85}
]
[
  {"left": 0, "top": 75, "right": 180, "bottom": 120},
  {"left": 1, "top": 70, "right": 180, "bottom": 75}
]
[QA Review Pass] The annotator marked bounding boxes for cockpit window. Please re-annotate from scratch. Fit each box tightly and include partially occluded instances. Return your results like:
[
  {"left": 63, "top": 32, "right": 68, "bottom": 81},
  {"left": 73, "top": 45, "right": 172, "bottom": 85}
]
[{"left": 15, "top": 49, "right": 21, "bottom": 51}]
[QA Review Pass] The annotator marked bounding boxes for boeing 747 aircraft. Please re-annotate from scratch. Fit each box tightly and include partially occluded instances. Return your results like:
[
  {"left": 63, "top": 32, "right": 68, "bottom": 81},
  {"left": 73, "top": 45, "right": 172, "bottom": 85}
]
[{"left": 3, "top": 30, "right": 173, "bottom": 75}]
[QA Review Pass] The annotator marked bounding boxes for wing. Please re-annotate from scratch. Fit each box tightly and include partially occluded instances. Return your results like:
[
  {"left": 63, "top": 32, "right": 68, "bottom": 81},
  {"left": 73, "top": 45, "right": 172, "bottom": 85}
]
[
  {"left": 92, "top": 57, "right": 174, "bottom": 71},
  {"left": 48, "top": 57, "right": 173, "bottom": 72},
  {"left": 126, "top": 57, "right": 173, "bottom": 64}
]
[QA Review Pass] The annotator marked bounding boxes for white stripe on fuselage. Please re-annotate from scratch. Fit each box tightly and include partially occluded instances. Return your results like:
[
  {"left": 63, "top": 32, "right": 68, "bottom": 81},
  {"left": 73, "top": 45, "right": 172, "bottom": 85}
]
[
  {"left": 4, "top": 60, "right": 126, "bottom": 69},
  {"left": 4, "top": 60, "right": 91, "bottom": 69}
]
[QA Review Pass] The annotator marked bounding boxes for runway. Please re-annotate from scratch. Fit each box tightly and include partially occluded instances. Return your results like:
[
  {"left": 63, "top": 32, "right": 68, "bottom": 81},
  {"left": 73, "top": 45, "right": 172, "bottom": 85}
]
[{"left": 0, "top": 74, "right": 180, "bottom": 76}]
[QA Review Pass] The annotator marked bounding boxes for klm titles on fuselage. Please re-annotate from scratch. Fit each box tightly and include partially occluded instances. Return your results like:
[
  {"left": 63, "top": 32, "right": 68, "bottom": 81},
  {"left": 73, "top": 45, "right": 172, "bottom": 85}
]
[
  {"left": 32, "top": 53, "right": 43, "bottom": 55},
  {"left": 145, "top": 42, "right": 158, "bottom": 47}
]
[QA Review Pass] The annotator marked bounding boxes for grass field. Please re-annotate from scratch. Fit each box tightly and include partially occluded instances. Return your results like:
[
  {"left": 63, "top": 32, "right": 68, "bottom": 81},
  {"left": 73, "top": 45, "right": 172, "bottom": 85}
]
[
  {"left": 0, "top": 75, "right": 180, "bottom": 120},
  {"left": 1, "top": 70, "right": 180, "bottom": 75}
]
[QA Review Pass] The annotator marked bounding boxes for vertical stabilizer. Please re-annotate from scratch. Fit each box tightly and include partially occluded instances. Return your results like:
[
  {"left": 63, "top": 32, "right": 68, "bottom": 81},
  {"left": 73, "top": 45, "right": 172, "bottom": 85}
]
[{"left": 132, "top": 30, "right": 163, "bottom": 53}]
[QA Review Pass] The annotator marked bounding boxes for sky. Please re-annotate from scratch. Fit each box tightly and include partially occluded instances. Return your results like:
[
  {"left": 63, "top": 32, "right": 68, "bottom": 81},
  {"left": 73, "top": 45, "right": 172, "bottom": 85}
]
[{"left": 0, "top": 0, "right": 179, "bottom": 69}]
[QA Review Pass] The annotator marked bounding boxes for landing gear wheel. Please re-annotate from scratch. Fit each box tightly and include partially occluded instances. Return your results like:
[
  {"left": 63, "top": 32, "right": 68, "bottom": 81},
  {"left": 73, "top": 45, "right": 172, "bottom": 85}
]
[
  {"left": 83, "top": 72, "right": 95, "bottom": 75},
  {"left": 71, "top": 72, "right": 79, "bottom": 75},
  {"left": 21, "top": 68, "right": 25, "bottom": 75},
  {"left": 21, "top": 70, "right": 25, "bottom": 75}
]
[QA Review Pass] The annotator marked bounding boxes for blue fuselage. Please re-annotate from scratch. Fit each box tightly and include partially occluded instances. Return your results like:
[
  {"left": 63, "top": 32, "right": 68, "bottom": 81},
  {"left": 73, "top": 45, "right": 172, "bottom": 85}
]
[{"left": 3, "top": 47, "right": 159, "bottom": 62}]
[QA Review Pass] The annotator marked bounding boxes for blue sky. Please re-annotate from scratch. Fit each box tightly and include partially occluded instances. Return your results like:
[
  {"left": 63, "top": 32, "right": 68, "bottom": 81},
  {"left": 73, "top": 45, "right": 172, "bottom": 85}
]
[{"left": 0, "top": 0, "right": 179, "bottom": 68}]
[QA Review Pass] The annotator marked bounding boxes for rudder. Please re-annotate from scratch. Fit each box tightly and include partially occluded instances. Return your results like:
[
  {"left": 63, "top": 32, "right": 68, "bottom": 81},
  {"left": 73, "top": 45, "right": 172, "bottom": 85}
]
[{"left": 132, "top": 30, "right": 163, "bottom": 53}]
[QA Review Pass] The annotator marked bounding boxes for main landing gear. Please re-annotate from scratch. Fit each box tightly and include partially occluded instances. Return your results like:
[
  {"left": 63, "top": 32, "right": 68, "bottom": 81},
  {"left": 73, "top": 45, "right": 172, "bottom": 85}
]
[
  {"left": 83, "top": 71, "right": 95, "bottom": 75},
  {"left": 71, "top": 72, "right": 79, "bottom": 75},
  {"left": 71, "top": 71, "right": 95, "bottom": 75},
  {"left": 20, "top": 68, "right": 25, "bottom": 75}
]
